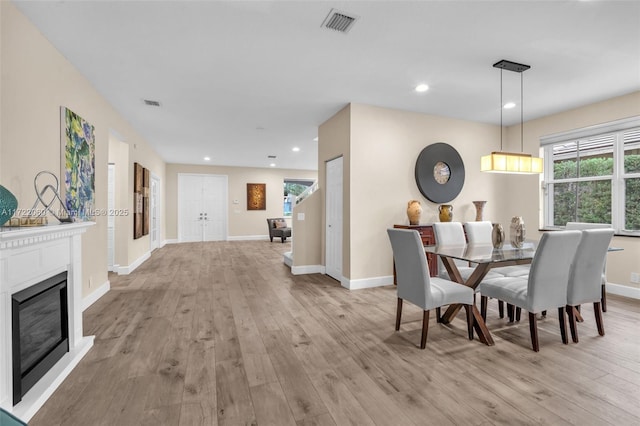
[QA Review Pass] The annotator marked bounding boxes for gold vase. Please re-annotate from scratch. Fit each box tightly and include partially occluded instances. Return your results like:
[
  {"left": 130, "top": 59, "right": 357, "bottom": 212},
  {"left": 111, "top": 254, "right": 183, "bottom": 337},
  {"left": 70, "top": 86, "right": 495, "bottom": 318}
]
[{"left": 438, "top": 204, "right": 453, "bottom": 222}]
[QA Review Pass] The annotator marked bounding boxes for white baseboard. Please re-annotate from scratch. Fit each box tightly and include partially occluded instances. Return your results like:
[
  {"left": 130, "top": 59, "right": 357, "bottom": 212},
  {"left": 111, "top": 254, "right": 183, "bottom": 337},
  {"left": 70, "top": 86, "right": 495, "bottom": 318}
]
[
  {"left": 342, "top": 275, "right": 393, "bottom": 290},
  {"left": 227, "top": 235, "right": 271, "bottom": 241},
  {"left": 82, "top": 280, "right": 110, "bottom": 311},
  {"left": 283, "top": 251, "right": 293, "bottom": 267},
  {"left": 117, "top": 251, "right": 150, "bottom": 275},
  {"left": 291, "top": 265, "right": 325, "bottom": 275},
  {"left": 163, "top": 239, "right": 178, "bottom": 245},
  {"left": 607, "top": 282, "right": 640, "bottom": 300}
]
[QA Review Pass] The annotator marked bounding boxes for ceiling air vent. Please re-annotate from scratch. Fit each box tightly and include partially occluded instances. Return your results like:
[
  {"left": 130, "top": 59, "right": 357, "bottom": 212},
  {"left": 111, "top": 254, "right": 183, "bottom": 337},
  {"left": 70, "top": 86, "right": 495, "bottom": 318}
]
[
  {"left": 321, "top": 8, "right": 358, "bottom": 33},
  {"left": 143, "top": 99, "right": 161, "bottom": 107},
  {"left": 268, "top": 155, "right": 276, "bottom": 159}
]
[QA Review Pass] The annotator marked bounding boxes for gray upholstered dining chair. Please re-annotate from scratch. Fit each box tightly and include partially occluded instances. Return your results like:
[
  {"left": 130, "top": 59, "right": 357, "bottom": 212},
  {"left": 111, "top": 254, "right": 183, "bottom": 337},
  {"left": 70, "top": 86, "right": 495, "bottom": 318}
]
[
  {"left": 387, "top": 228, "right": 474, "bottom": 349},
  {"left": 565, "top": 222, "right": 612, "bottom": 311},
  {"left": 566, "top": 228, "right": 614, "bottom": 343},
  {"left": 479, "top": 230, "right": 582, "bottom": 351},
  {"left": 432, "top": 222, "right": 501, "bottom": 282}
]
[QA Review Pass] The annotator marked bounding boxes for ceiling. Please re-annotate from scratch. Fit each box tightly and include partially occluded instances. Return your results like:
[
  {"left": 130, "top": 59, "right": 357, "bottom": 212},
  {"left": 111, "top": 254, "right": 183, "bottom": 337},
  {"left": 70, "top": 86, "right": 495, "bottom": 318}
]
[{"left": 13, "top": 0, "right": 640, "bottom": 171}]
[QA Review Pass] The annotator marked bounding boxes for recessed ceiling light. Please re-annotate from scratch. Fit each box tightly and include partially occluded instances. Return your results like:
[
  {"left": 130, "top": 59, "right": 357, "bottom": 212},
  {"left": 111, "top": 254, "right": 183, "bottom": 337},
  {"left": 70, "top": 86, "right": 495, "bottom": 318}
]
[
  {"left": 415, "top": 83, "right": 429, "bottom": 93},
  {"left": 204, "top": 156, "right": 210, "bottom": 161},
  {"left": 270, "top": 163, "right": 276, "bottom": 167},
  {"left": 504, "top": 102, "right": 516, "bottom": 109},
  {"left": 292, "top": 147, "right": 300, "bottom": 152}
]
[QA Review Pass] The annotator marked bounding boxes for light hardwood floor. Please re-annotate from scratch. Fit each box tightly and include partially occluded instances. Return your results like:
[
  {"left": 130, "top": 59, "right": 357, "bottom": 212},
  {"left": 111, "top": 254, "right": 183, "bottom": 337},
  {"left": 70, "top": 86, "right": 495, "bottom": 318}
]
[{"left": 30, "top": 241, "right": 640, "bottom": 426}]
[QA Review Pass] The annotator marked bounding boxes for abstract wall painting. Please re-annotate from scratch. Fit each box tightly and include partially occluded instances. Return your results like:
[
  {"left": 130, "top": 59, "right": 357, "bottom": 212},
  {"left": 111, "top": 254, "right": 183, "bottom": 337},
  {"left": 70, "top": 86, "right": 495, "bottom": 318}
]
[
  {"left": 60, "top": 107, "right": 95, "bottom": 221},
  {"left": 247, "top": 183, "right": 266, "bottom": 210}
]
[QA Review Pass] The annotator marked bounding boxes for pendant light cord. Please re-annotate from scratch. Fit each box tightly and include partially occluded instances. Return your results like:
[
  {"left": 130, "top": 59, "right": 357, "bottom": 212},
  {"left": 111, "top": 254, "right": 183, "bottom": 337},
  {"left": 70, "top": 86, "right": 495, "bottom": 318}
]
[
  {"left": 500, "top": 69, "right": 503, "bottom": 151},
  {"left": 520, "top": 71, "right": 524, "bottom": 153}
]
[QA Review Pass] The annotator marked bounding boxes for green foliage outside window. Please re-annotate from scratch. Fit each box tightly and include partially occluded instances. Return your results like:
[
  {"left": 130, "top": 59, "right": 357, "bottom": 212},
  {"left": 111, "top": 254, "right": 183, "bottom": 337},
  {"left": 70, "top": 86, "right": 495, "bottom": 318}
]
[{"left": 553, "top": 155, "right": 640, "bottom": 230}]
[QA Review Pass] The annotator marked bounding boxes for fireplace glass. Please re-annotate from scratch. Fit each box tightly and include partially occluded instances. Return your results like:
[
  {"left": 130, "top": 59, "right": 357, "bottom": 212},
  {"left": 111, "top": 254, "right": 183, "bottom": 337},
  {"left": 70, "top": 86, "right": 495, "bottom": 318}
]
[{"left": 12, "top": 271, "right": 69, "bottom": 405}]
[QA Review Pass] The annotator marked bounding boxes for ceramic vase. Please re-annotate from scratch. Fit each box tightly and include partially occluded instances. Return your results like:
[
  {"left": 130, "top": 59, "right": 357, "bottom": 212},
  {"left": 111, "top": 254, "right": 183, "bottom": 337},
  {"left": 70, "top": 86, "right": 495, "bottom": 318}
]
[
  {"left": 0, "top": 185, "right": 18, "bottom": 226},
  {"left": 439, "top": 204, "right": 453, "bottom": 222},
  {"left": 473, "top": 201, "right": 487, "bottom": 221},
  {"left": 491, "top": 223, "right": 505, "bottom": 249},
  {"left": 510, "top": 216, "right": 526, "bottom": 248},
  {"left": 406, "top": 200, "right": 422, "bottom": 225}
]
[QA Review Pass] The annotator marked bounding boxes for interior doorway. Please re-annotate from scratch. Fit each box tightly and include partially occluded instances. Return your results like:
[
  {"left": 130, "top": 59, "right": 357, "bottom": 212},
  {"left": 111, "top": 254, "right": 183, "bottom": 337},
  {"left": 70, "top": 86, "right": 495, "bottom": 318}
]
[
  {"left": 325, "top": 156, "right": 343, "bottom": 282},
  {"left": 150, "top": 174, "right": 160, "bottom": 250},
  {"left": 178, "top": 173, "right": 228, "bottom": 242}
]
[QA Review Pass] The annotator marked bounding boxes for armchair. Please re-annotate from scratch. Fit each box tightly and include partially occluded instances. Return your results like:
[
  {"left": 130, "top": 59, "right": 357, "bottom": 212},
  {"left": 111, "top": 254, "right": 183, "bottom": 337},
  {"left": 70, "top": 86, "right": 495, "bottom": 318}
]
[{"left": 266, "top": 218, "right": 291, "bottom": 243}]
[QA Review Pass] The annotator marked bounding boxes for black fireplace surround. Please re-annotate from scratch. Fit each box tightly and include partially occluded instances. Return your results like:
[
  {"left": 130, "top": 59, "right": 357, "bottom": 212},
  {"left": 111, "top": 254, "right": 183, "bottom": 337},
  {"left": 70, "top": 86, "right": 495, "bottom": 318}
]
[{"left": 12, "top": 271, "right": 69, "bottom": 405}]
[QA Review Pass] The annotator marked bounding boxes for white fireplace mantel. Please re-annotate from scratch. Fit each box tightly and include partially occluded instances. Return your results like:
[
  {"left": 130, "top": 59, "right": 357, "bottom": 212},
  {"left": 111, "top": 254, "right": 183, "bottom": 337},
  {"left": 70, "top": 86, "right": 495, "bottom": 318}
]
[{"left": 0, "top": 222, "right": 95, "bottom": 421}]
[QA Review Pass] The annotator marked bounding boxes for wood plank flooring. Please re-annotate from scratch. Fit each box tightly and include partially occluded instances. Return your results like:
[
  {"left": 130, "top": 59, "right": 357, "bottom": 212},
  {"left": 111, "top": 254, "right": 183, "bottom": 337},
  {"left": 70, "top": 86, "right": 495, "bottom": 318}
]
[{"left": 29, "top": 241, "right": 640, "bottom": 426}]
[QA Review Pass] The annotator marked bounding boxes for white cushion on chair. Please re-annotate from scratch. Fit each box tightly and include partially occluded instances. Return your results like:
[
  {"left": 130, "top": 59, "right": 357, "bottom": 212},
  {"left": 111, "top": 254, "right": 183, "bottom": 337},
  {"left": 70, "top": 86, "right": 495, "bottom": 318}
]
[
  {"left": 567, "top": 229, "right": 614, "bottom": 306},
  {"left": 479, "top": 231, "right": 582, "bottom": 313}
]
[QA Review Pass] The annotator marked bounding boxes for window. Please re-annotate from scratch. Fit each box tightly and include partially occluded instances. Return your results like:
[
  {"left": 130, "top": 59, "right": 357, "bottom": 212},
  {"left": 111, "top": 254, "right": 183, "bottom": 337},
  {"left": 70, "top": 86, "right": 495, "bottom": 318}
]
[
  {"left": 283, "top": 179, "right": 314, "bottom": 216},
  {"left": 542, "top": 117, "right": 640, "bottom": 235}
]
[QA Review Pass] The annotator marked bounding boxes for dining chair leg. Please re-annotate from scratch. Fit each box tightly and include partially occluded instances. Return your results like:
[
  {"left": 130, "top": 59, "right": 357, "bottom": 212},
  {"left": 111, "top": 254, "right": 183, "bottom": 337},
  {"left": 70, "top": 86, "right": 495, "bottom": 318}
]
[
  {"left": 464, "top": 304, "right": 474, "bottom": 340},
  {"left": 594, "top": 302, "right": 605, "bottom": 336},
  {"left": 515, "top": 307, "right": 522, "bottom": 322},
  {"left": 601, "top": 284, "right": 607, "bottom": 313},
  {"left": 480, "top": 296, "right": 488, "bottom": 322},
  {"left": 395, "top": 298, "right": 403, "bottom": 331},
  {"left": 498, "top": 300, "right": 504, "bottom": 318},
  {"left": 436, "top": 307, "right": 442, "bottom": 323},
  {"left": 558, "top": 307, "right": 568, "bottom": 344},
  {"left": 529, "top": 312, "right": 540, "bottom": 352},
  {"left": 567, "top": 305, "right": 579, "bottom": 343},
  {"left": 420, "top": 310, "right": 430, "bottom": 349},
  {"left": 507, "top": 304, "right": 515, "bottom": 322}
]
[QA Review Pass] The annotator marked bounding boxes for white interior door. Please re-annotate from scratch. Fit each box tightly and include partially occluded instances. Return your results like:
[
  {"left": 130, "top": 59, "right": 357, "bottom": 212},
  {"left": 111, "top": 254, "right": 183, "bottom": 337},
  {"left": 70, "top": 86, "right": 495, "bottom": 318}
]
[
  {"left": 178, "top": 174, "right": 227, "bottom": 242},
  {"left": 150, "top": 175, "right": 160, "bottom": 250},
  {"left": 325, "top": 156, "right": 343, "bottom": 281},
  {"left": 107, "top": 164, "right": 115, "bottom": 271},
  {"left": 201, "top": 175, "right": 227, "bottom": 241}
]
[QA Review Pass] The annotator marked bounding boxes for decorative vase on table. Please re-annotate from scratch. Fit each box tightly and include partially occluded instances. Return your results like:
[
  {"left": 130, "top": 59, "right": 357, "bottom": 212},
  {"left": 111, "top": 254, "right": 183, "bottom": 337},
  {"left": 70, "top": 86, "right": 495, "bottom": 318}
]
[
  {"left": 438, "top": 204, "right": 453, "bottom": 222},
  {"left": 406, "top": 200, "right": 422, "bottom": 225},
  {"left": 473, "top": 201, "right": 487, "bottom": 221},
  {"left": 491, "top": 223, "right": 505, "bottom": 249},
  {"left": 510, "top": 216, "right": 526, "bottom": 248},
  {"left": 0, "top": 185, "right": 18, "bottom": 226}
]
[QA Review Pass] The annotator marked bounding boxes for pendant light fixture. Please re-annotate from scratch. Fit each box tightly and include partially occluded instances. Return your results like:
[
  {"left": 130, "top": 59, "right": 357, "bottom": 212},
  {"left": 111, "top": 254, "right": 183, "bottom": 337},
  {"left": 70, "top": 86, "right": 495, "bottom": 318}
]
[{"left": 481, "top": 60, "right": 543, "bottom": 174}]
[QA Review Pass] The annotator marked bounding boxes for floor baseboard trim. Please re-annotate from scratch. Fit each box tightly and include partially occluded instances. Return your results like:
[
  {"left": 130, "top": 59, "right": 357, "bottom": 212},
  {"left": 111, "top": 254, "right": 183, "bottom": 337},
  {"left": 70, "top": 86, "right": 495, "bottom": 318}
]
[
  {"left": 82, "top": 280, "right": 110, "bottom": 311},
  {"left": 227, "top": 235, "right": 271, "bottom": 241},
  {"left": 163, "top": 239, "right": 178, "bottom": 245},
  {"left": 291, "top": 265, "right": 324, "bottom": 275},
  {"left": 607, "top": 282, "right": 640, "bottom": 300},
  {"left": 117, "top": 251, "right": 150, "bottom": 275},
  {"left": 342, "top": 275, "right": 393, "bottom": 290}
]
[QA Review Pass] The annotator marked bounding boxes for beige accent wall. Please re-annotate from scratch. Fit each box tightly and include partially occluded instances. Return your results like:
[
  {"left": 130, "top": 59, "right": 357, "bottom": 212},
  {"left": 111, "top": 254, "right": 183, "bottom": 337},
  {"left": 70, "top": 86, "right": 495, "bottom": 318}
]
[
  {"left": 502, "top": 91, "right": 640, "bottom": 288},
  {"left": 165, "top": 164, "right": 316, "bottom": 239},
  {"left": 291, "top": 190, "right": 322, "bottom": 267},
  {"left": 348, "top": 103, "right": 506, "bottom": 281},
  {"left": 1, "top": 2, "right": 166, "bottom": 297}
]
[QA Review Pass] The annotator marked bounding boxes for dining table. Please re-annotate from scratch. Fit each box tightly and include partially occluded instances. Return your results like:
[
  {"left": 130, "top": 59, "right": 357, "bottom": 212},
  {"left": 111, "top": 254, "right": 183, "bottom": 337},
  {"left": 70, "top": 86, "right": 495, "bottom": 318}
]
[
  {"left": 424, "top": 241, "right": 537, "bottom": 346},
  {"left": 424, "top": 240, "right": 623, "bottom": 346}
]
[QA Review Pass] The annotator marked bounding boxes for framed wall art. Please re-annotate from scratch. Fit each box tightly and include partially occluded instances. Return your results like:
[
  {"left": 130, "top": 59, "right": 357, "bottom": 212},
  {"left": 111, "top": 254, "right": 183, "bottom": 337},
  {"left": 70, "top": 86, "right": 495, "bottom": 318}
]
[
  {"left": 133, "top": 163, "right": 150, "bottom": 239},
  {"left": 247, "top": 183, "right": 266, "bottom": 210},
  {"left": 60, "top": 106, "right": 95, "bottom": 221}
]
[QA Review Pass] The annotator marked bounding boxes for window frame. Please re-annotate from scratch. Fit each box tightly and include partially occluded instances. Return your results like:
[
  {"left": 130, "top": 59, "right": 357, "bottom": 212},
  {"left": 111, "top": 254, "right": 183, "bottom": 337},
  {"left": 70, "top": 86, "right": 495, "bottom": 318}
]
[{"left": 541, "top": 116, "right": 640, "bottom": 236}]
